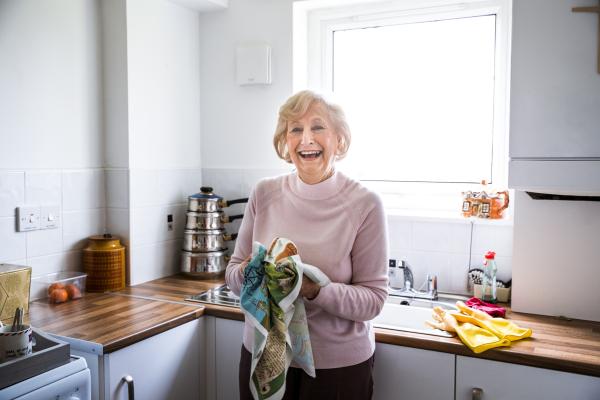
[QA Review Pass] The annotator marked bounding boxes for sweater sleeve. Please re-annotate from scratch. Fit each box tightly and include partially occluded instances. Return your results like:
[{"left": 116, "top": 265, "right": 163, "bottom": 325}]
[
  {"left": 225, "top": 187, "right": 256, "bottom": 296},
  {"left": 306, "top": 193, "right": 389, "bottom": 322}
]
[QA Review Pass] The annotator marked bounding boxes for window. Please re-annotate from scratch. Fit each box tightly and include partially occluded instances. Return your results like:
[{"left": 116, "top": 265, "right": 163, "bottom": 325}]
[{"left": 294, "top": 0, "right": 511, "bottom": 213}]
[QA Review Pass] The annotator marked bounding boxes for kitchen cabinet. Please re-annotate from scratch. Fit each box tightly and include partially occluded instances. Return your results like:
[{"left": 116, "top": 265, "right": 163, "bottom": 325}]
[
  {"left": 73, "top": 319, "right": 202, "bottom": 400},
  {"left": 204, "top": 316, "right": 245, "bottom": 400},
  {"left": 508, "top": 0, "right": 600, "bottom": 193},
  {"left": 456, "top": 355, "right": 600, "bottom": 400},
  {"left": 373, "top": 343, "right": 455, "bottom": 400}
]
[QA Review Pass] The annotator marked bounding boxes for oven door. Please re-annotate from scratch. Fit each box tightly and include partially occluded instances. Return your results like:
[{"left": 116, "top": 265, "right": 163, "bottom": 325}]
[{"left": 0, "top": 357, "right": 91, "bottom": 400}]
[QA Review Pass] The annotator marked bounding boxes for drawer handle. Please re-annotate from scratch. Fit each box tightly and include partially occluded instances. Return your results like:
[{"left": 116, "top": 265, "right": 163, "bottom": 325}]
[
  {"left": 123, "top": 375, "right": 135, "bottom": 400},
  {"left": 472, "top": 387, "right": 483, "bottom": 400}
]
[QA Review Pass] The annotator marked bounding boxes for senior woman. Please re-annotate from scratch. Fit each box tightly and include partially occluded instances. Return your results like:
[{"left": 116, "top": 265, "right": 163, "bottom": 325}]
[{"left": 225, "top": 90, "right": 389, "bottom": 400}]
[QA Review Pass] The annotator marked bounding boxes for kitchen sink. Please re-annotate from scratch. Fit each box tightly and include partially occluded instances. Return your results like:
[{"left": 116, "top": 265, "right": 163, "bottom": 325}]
[{"left": 373, "top": 294, "right": 465, "bottom": 337}]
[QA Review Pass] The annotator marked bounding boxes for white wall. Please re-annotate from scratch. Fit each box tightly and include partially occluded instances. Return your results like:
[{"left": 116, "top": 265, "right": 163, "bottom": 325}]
[
  {"left": 127, "top": 0, "right": 203, "bottom": 170},
  {"left": 198, "top": 0, "right": 293, "bottom": 169},
  {"left": 0, "top": 0, "right": 103, "bottom": 170},
  {"left": 124, "top": 0, "right": 205, "bottom": 284},
  {"left": 0, "top": 0, "right": 205, "bottom": 286},
  {"left": 0, "top": 1, "right": 106, "bottom": 280}
]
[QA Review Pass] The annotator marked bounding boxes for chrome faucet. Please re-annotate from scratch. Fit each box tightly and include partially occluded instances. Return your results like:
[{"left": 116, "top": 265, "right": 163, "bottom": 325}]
[{"left": 388, "top": 259, "right": 438, "bottom": 301}]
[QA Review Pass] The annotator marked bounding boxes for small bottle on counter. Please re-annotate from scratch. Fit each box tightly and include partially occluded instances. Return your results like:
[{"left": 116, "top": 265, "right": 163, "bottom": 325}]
[{"left": 482, "top": 251, "right": 498, "bottom": 303}]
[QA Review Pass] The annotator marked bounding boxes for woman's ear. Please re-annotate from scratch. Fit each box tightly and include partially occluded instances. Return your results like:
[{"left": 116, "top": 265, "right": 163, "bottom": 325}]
[{"left": 336, "top": 133, "right": 344, "bottom": 155}]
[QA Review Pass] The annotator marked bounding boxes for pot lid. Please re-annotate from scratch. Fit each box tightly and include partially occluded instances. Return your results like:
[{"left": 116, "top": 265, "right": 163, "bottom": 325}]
[{"left": 189, "top": 186, "right": 223, "bottom": 200}]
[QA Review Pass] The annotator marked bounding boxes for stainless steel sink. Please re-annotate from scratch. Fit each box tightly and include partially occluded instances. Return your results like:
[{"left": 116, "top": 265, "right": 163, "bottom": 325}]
[{"left": 373, "top": 294, "right": 467, "bottom": 337}]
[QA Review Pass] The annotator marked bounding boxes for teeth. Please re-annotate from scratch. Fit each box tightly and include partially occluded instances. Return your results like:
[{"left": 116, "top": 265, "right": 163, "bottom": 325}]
[{"left": 299, "top": 151, "right": 321, "bottom": 156}]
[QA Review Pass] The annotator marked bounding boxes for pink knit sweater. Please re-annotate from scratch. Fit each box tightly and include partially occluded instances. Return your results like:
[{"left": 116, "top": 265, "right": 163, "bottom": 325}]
[{"left": 225, "top": 170, "right": 389, "bottom": 369}]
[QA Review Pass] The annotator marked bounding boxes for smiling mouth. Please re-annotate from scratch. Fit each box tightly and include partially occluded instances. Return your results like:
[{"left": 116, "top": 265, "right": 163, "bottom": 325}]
[{"left": 298, "top": 150, "right": 322, "bottom": 160}]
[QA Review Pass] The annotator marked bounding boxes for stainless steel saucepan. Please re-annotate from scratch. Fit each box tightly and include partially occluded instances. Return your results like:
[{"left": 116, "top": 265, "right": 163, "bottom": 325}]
[
  {"left": 185, "top": 211, "right": 244, "bottom": 230},
  {"left": 183, "top": 229, "right": 237, "bottom": 252},
  {"left": 188, "top": 187, "right": 248, "bottom": 212},
  {"left": 181, "top": 250, "right": 229, "bottom": 278}
]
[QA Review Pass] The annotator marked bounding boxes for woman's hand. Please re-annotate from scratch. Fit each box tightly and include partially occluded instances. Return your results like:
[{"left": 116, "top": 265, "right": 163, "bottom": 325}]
[{"left": 300, "top": 276, "right": 321, "bottom": 300}]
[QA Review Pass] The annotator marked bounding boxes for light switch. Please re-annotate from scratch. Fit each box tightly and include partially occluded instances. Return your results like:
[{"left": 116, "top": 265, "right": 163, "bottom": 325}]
[
  {"left": 17, "top": 206, "right": 41, "bottom": 231},
  {"left": 40, "top": 205, "right": 60, "bottom": 229}
]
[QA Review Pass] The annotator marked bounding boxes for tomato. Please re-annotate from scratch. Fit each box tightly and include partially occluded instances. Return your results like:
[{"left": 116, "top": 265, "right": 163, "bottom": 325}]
[
  {"left": 47, "top": 282, "right": 65, "bottom": 296},
  {"left": 65, "top": 284, "right": 82, "bottom": 300},
  {"left": 49, "top": 288, "right": 69, "bottom": 303}
]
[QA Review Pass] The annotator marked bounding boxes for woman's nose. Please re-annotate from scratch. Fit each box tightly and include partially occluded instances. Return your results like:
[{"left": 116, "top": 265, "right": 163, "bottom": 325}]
[{"left": 301, "top": 128, "right": 314, "bottom": 144}]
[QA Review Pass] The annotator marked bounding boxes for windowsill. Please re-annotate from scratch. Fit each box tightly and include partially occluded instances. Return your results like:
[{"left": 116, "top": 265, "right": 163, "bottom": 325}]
[{"left": 385, "top": 208, "right": 514, "bottom": 226}]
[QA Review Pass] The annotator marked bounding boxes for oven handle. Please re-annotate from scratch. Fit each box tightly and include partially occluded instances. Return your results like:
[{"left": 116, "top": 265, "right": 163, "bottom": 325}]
[{"left": 123, "top": 375, "right": 135, "bottom": 400}]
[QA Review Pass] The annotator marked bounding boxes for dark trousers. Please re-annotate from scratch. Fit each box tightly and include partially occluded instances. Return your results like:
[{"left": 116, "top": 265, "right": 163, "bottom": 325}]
[{"left": 239, "top": 345, "right": 374, "bottom": 400}]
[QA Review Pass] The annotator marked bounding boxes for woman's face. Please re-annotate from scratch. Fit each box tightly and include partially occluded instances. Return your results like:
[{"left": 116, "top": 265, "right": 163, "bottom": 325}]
[{"left": 286, "top": 103, "right": 339, "bottom": 184}]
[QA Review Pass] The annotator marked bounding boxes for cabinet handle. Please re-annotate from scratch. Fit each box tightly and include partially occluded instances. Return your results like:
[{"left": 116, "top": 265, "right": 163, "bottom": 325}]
[
  {"left": 123, "top": 375, "right": 135, "bottom": 400},
  {"left": 472, "top": 387, "right": 483, "bottom": 400}
]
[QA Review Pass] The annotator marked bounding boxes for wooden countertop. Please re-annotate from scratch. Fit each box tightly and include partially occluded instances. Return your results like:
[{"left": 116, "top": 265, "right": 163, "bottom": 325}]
[
  {"left": 24, "top": 292, "right": 204, "bottom": 353},
  {"left": 17, "top": 274, "right": 600, "bottom": 378},
  {"left": 121, "top": 275, "right": 600, "bottom": 378}
]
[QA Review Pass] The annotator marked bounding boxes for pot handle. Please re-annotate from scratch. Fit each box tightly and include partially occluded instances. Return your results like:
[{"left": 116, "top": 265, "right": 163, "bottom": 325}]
[
  {"left": 223, "top": 214, "right": 244, "bottom": 223},
  {"left": 222, "top": 197, "right": 249, "bottom": 207},
  {"left": 224, "top": 233, "right": 238, "bottom": 241}
]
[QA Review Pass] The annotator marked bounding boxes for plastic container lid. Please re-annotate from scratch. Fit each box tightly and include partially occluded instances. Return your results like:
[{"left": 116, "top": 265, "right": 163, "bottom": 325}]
[{"left": 484, "top": 251, "right": 496, "bottom": 259}]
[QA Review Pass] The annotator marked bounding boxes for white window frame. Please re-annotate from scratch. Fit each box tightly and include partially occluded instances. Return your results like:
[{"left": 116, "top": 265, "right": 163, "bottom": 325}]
[{"left": 293, "top": 0, "right": 512, "bottom": 214}]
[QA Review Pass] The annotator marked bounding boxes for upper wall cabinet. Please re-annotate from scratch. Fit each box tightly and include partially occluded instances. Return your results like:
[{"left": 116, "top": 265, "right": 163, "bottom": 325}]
[
  {"left": 508, "top": 0, "right": 600, "bottom": 194},
  {"left": 167, "top": 0, "right": 228, "bottom": 12}
]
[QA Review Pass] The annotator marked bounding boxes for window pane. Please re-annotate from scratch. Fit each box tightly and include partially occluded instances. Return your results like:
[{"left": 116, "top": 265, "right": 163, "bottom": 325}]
[{"left": 333, "top": 15, "right": 496, "bottom": 183}]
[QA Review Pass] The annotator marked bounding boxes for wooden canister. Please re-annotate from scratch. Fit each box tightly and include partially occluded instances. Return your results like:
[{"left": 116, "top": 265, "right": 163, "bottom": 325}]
[{"left": 83, "top": 234, "right": 126, "bottom": 292}]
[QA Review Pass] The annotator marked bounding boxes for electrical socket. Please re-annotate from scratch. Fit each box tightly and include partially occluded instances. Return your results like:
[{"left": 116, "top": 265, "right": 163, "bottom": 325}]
[
  {"left": 167, "top": 214, "right": 174, "bottom": 232},
  {"left": 16, "top": 206, "right": 41, "bottom": 231}
]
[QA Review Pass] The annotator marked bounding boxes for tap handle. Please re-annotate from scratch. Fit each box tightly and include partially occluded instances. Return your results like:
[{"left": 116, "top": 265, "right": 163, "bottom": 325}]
[{"left": 427, "top": 274, "right": 438, "bottom": 292}]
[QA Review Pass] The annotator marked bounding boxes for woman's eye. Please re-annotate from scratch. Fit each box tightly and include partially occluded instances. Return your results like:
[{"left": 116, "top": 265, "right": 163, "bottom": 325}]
[
  {"left": 312, "top": 125, "right": 325, "bottom": 131},
  {"left": 289, "top": 127, "right": 303, "bottom": 134}
]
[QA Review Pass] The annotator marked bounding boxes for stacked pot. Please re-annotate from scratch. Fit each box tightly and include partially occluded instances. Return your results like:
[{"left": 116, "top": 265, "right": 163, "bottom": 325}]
[{"left": 181, "top": 187, "right": 248, "bottom": 279}]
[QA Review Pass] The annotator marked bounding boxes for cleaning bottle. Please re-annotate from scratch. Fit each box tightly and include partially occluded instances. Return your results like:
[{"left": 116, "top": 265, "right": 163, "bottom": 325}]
[{"left": 482, "top": 251, "right": 498, "bottom": 303}]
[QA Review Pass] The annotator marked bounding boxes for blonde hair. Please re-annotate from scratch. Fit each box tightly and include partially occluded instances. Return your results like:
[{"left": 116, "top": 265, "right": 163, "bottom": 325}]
[{"left": 273, "top": 90, "right": 351, "bottom": 163}]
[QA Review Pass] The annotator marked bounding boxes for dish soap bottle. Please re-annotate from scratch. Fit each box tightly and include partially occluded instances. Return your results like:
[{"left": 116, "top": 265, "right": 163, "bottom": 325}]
[{"left": 482, "top": 251, "right": 498, "bottom": 303}]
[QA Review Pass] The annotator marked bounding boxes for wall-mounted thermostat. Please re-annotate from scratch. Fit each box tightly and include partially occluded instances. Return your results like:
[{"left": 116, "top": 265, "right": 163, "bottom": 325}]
[{"left": 236, "top": 43, "right": 271, "bottom": 86}]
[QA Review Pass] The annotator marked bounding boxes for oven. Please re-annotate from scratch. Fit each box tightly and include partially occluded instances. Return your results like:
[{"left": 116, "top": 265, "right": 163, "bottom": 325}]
[{"left": 0, "top": 356, "right": 91, "bottom": 399}]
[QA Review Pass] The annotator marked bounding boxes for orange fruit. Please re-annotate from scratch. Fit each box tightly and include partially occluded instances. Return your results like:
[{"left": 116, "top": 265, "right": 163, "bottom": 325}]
[
  {"left": 65, "top": 284, "right": 82, "bottom": 300},
  {"left": 49, "top": 288, "right": 69, "bottom": 303},
  {"left": 47, "top": 282, "right": 65, "bottom": 296}
]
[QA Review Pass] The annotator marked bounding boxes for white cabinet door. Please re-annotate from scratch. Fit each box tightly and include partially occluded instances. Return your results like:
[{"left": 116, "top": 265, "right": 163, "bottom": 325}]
[
  {"left": 214, "top": 318, "right": 244, "bottom": 400},
  {"left": 373, "top": 343, "right": 455, "bottom": 400},
  {"left": 510, "top": 0, "right": 600, "bottom": 160},
  {"left": 508, "top": 0, "right": 600, "bottom": 193},
  {"left": 105, "top": 319, "right": 202, "bottom": 400},
  {"left": 456, "top": 356, "right": 600, "bottom": 400}
]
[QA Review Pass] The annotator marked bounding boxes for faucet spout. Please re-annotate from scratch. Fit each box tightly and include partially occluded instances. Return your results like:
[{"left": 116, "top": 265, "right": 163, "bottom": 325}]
[{"left": 387, "top": 260, "right": 438, "bottom": 301}]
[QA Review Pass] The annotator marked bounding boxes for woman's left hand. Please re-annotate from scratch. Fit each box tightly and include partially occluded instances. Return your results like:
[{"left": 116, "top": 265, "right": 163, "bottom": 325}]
[{"left": 300, "top": 276, "right": 321, "bottom": 300}]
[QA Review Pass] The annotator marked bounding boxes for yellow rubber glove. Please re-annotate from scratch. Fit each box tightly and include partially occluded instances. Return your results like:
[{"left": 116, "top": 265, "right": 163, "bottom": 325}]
[
  {"left": 453, "top": 301, "right": 532, "bottom": 342},
  {"left": 427, "top": 307, "right": 511, "bottom": 353}
]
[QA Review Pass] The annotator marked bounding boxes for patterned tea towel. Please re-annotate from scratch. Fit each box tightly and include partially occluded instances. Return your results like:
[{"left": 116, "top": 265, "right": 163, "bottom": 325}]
[{"left": 241, "top": 238, "right": 330, "bottom": 400}]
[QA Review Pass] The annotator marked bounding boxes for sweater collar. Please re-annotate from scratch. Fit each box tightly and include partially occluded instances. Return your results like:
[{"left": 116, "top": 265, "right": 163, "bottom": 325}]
[{"left": 288, "top": 169, "right": 345, "bottom": 200}]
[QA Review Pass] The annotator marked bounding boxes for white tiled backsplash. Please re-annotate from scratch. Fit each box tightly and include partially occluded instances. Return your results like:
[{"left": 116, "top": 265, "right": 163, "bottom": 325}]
[
  {"left": 0, "top": 168, "right": 202, "bottom": 286},
  {"left": 0, "top": 169, "right": 106, "bottom": 277}
]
